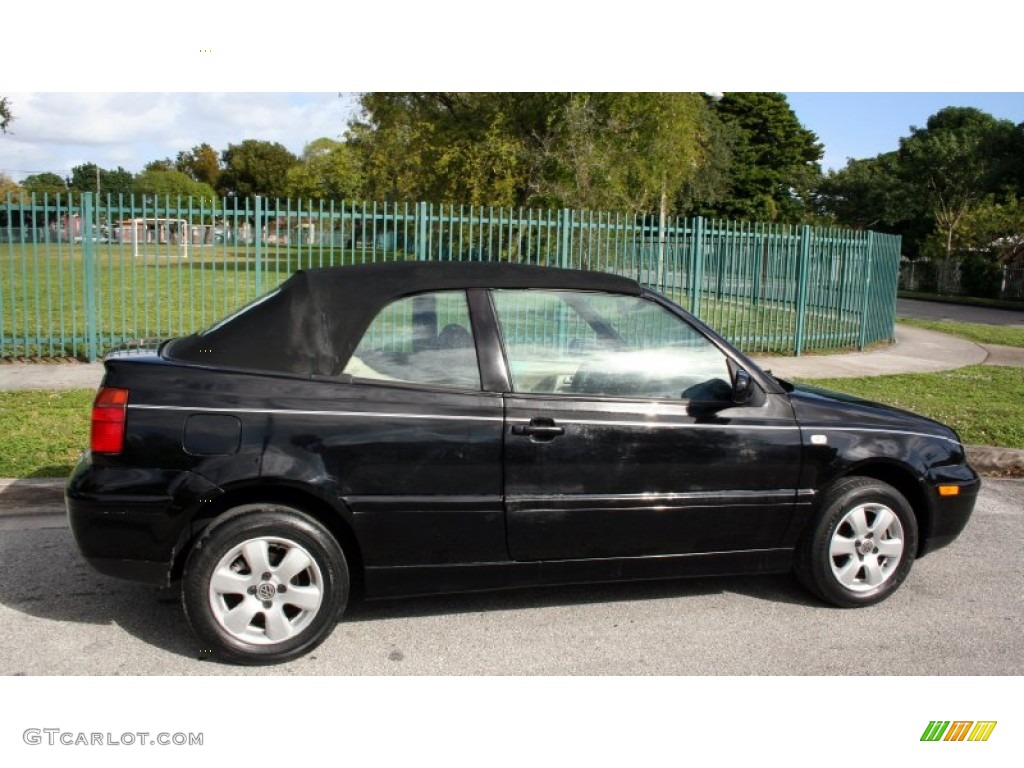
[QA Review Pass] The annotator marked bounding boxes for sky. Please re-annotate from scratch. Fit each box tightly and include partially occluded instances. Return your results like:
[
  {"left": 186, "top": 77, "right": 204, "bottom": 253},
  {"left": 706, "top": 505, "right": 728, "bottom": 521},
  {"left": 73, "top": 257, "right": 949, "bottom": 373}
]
[
  {"left": 3, "top": 91, "right": 1022, "bottom": 185},
  {"left": 787, "top": 92, "right": 1024, "bottom": 170}
]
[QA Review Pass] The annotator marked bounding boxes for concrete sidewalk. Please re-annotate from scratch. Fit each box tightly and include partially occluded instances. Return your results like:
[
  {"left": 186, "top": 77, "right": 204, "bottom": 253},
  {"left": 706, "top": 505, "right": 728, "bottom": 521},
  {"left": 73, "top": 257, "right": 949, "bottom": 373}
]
[{"left": 754, "top": 324, "right": 993, "bottom": 379}]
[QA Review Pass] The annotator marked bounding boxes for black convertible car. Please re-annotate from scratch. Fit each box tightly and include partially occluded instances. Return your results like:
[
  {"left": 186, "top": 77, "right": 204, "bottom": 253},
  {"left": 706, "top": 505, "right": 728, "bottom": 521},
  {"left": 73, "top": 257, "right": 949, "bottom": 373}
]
[{"left": 66, "top": 262, "right": 979, "bottom": 663}]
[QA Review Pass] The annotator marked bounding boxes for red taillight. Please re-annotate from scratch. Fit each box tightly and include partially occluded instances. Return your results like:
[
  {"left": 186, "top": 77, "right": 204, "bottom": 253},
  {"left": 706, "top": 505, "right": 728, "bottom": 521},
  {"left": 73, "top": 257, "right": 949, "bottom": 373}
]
[{"left": 91, "top": 387, "right": 129, "bottom": 454}]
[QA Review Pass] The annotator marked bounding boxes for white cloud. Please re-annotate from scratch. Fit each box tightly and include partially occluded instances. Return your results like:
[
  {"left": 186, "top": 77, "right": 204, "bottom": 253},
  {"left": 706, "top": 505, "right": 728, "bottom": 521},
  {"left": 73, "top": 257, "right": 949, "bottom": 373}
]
[{"left": 0, "top": 93, "right": 357, "bottom": 181}]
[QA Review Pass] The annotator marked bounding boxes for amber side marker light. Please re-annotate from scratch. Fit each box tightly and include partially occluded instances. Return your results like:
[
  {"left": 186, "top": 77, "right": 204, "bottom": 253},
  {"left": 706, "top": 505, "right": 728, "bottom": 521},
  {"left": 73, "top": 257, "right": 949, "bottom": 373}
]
[
  {"left": 938, "top": 485, "right": 961, "bottom": 497},
  {"left": 91, "top": 387, "right": 129, "bottom": 454}
]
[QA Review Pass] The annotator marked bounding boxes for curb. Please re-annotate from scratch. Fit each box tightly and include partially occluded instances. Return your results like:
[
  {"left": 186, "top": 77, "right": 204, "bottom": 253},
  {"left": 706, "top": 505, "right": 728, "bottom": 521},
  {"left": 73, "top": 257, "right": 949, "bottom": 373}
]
[
  {"left": 0, "top": 478, "right": 66, "bottom": 518},
  {"left": 2, "top": 446, "right": 1022, "bottom": 519},
  {"left": 965, "top": 445, "right": 1024, "bottom": 475}
]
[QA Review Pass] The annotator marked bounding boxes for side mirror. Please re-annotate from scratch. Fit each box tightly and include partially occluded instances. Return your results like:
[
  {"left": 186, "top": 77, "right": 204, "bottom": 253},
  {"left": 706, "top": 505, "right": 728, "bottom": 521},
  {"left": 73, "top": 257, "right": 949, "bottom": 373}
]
[{"left": 731, "top": 366, "right": 754, "bottom": 405}]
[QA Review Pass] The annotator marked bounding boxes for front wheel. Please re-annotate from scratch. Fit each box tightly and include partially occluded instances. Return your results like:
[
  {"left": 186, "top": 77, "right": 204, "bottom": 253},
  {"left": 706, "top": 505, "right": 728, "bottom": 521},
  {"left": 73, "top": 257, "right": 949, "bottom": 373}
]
[
  {"left": 795, "top": 477, "right": 918, "bottom": 607},
  {"left": 182, "top": 504, "right": 349, "bottom": 664}
]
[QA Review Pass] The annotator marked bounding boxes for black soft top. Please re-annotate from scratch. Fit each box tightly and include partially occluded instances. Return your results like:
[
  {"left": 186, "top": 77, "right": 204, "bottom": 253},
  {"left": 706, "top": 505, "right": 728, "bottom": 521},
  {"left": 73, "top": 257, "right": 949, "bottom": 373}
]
[{"left": 165, "top": 261, "right": 641, "bottom": 376}]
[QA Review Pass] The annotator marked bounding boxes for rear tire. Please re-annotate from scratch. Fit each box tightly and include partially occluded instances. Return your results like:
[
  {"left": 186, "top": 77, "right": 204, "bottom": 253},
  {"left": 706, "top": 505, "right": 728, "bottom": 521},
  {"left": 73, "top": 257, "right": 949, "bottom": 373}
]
[
  {"left": 182, "top": 504, "right": 348, "bottom": 664},
  {"left": 795, "top": 477, "right": 917, "bottom": 607}
]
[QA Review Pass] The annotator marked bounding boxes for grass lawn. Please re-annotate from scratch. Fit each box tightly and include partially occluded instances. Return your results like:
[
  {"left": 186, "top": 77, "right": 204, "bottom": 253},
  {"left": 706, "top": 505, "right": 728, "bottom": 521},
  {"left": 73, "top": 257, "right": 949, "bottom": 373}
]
[
  {"left": 899, "top": 290, "right": 1024, "bottom": 313},
  {"left": 0, "top": 389, "right": 92, "bottom": 477},
  {"left": 799, "top": 365, "right": 1024, "bottom": 449},
  {"left": 4, "top": 243, "right": 877, "bottom": 359},
  {"left": 1, "top": 244, "right": 361, "bottom": 359},
  {"left": 898, "top": 318, "right": 1024, "bottom": 348}
]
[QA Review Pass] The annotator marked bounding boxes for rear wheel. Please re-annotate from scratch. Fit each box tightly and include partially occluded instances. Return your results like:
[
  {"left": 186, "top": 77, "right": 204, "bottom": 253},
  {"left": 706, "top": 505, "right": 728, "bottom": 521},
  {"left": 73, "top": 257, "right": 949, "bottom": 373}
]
[
  {"left": 795, "top": 477, "right": 917, "bottom": 607},
  {"left": 182, "top": 504, "right": 348, "bottom": 664}
]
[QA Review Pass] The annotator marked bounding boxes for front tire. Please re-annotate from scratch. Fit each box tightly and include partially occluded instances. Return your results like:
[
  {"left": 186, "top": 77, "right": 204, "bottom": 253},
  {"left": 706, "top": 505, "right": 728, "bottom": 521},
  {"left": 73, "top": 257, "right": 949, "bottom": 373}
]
[
  {"left": 795, "top": 477, "right": 918, "bottom": 607},
  {"left": 182, "top": 504, "right": 348, "bottom": 664}
]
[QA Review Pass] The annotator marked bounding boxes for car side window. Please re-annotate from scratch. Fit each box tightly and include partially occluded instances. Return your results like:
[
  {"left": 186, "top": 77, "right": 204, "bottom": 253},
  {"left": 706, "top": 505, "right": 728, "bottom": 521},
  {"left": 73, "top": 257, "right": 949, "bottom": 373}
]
[
  {"left": 343, "top": 290, "right": 481, "bottom": 390},
  {"left": 491, "top": 289, "right": 732, "bottom": 401}
]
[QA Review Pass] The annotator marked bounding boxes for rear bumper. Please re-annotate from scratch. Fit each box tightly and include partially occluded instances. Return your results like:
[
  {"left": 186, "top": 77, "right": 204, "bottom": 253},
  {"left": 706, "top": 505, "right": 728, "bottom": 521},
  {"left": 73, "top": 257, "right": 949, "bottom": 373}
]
[
  {"left": 66, "top": 490, "right": 178, "bottom": 585},
  {"left": 65, "top": 454, "right": 218, "bottom": 585}
]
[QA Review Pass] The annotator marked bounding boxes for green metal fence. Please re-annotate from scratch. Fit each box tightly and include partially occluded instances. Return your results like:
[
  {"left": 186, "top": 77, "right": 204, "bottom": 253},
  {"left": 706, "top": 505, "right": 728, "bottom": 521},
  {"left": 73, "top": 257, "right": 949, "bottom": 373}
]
[{"left": 1, "top": 192, "right": 901, "bottom": 361}]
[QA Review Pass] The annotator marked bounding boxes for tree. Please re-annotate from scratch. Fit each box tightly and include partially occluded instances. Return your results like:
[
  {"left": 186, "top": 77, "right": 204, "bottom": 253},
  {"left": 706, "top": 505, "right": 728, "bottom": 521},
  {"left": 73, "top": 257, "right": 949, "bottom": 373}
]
[
  {"left": 816, "top": 152, "right": 935, "bottom": 256},
  {"left": 21, "top": 172, "right": 69, "bottom": 196},
  {"left": 897, "top": 107, "right": 1020, "bottom": 261},
  {"left": 133, "top": 168, "right": 217, "bottom": 200},
  {"left": 284, "top": 138, "right": 364, "bottom": 201},
  {"left": 0, "top": 172, "right": 20, "bottom": 199},
  {"left": 218, "top": 140, "right": 298, "bottom": 198},
  {"left": 351, "top": 92, "right": 534, "bottom": 205},
  {"left": 695, "top": 93, "right": 823, "bottom": 222},
  {"left": 69, "top": 163, "right": 135, "bottom": 196},
  {"left": 946, "top": 195, "right": 1019, "bottom": 262},
  {"left": 525, "top": 93, "right": 709, "bottom": 214},
  {"left": 674, "top": 107, "right": 735, "bottom": 215},
  {"left": 143, "top": 158, "right": 175, "bottom": 173},
  {"left": 816, "top": 107, "right": 1024, "bottom": 261},
  {"left": 352, "top": 92, "right": 715, "bottom": 213},
  {"left": 816, "top": 153, "right": 905, "bottom": 230},
  {"left": 176, "top": 143, "right": 222, "bottom": 189},
  {"left": 1, "top": 96, "right": 12, "bottom": 133}
]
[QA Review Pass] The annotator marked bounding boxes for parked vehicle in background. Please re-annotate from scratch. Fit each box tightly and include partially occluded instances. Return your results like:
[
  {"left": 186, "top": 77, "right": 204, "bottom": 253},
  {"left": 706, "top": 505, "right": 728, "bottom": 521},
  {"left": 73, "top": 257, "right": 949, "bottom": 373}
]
[{"left": 66, "top": 262, "right": 979, "bottom": 663}]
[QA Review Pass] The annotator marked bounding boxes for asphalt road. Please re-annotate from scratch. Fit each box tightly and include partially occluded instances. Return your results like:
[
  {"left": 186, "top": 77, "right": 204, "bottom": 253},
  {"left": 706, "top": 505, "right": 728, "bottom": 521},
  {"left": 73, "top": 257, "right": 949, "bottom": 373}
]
[
  {"left": 1, "top": 479, "right": 1021, "bottom": 676},
  {"left": 897, "top": 298, "right": 1024, "bottom": 326}
]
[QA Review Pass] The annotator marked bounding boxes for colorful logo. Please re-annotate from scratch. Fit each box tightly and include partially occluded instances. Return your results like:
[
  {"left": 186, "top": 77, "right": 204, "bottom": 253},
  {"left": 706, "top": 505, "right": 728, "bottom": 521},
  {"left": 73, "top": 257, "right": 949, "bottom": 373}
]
[{"left": 921, "top": 721, "right": 997, "bottom": 742}]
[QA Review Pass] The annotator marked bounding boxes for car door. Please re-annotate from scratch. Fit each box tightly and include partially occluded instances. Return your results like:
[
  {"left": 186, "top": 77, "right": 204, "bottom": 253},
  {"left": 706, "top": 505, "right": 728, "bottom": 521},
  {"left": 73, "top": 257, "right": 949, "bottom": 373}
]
[
  {"left": 327, "top": 289, "right": 506, "bottom": 567},
  {"left": 492, "top": 289, "right": 802, "bottom": 562}
]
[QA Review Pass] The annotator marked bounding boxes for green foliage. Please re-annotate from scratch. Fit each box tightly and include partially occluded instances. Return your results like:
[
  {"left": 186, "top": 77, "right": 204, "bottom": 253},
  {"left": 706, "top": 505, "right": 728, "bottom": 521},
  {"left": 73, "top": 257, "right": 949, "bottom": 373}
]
[
  {"left": 950, "top": 194, "right": 1024, "bottom": 263},
  {"left": 352, "top": 92, "right": 715, "bottom": 214},
  {"left": 352, "top": 93, "right": 536, "bottom": 205},
  {"left": 21, "top": 172, "right": 69, "bottom": 196},
  {"left": 176, "top": 143, "right": 221, "bottom": 189},
  {"left": 799, "top": 366, "right": 1024, "bottom": 449},
  {"left": 69, "top": 163, "right": 134, "bottom": 196},
  {"left": 674, "top": 106, "right": 734, "bottom": 214},
  {"left": 0, "top": 172, "right": 21, "bottom": 201},
  {"left": 0, "top": 95, "right": 12, "bottom": 133},
  {"left": 897, "top": 107, "right": 1020, "bottom": 260},
  {"left": 817, "top": 152, "right": 908, "bottom": 230},
  {"left": 819, "top": 106, "right": 1024, "bottom": 265},
  {"left": 897, "top": 318, "right": 1024, "bottom": 348},
  {"left": 218, "top": 140, "right": 298, "bottom": 198},
  {"left": 284, "top": 138, "right": 364, "bottom": 201},
  {"left": 532, "top": 93, "right": 709, "bottom": 213},
  {"left": 0, "top": 390, "right": 93, "bottom": 477},
  {"left": 143, "top": 158, "right": 175, "bottom": 173},
  {"left": 133, "top": 168, "right": 217, "bottom": 200},
  {"left": 694, "top": 93, "right": 823, "bottom": 222},
  {"left": 959, "top": 253, "right": 1003, "bottom": 298}
]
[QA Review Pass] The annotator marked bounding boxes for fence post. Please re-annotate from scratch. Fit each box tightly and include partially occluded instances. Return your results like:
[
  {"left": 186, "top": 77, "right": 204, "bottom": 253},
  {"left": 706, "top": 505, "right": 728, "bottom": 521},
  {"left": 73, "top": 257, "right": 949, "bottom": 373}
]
[
  {"left": 752, "top": 230, "right": 764, "bottom": 308},
  {"left": 690, "top": 216, "right": 705, "bottom": 316},
  {"left": 793, "top": 224, "right": 812, "bottom": 356},
  {"left": 82, "top": 192, "right": 97, "bottom": 361},
  {"left": 416, "top": 201, "right": 429, "bottom": 261},
  {"left": 254, "top": 196, "right": 264, "bottom": 294},
  {"left": 657, "top": 205, "right": 666, "bottom": 288},
  {"left": 558, "top": 208, "right": 573, "bottom": 269},
  {"left": 858, "top": 232, "right": 875, "bottom": 350}
]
